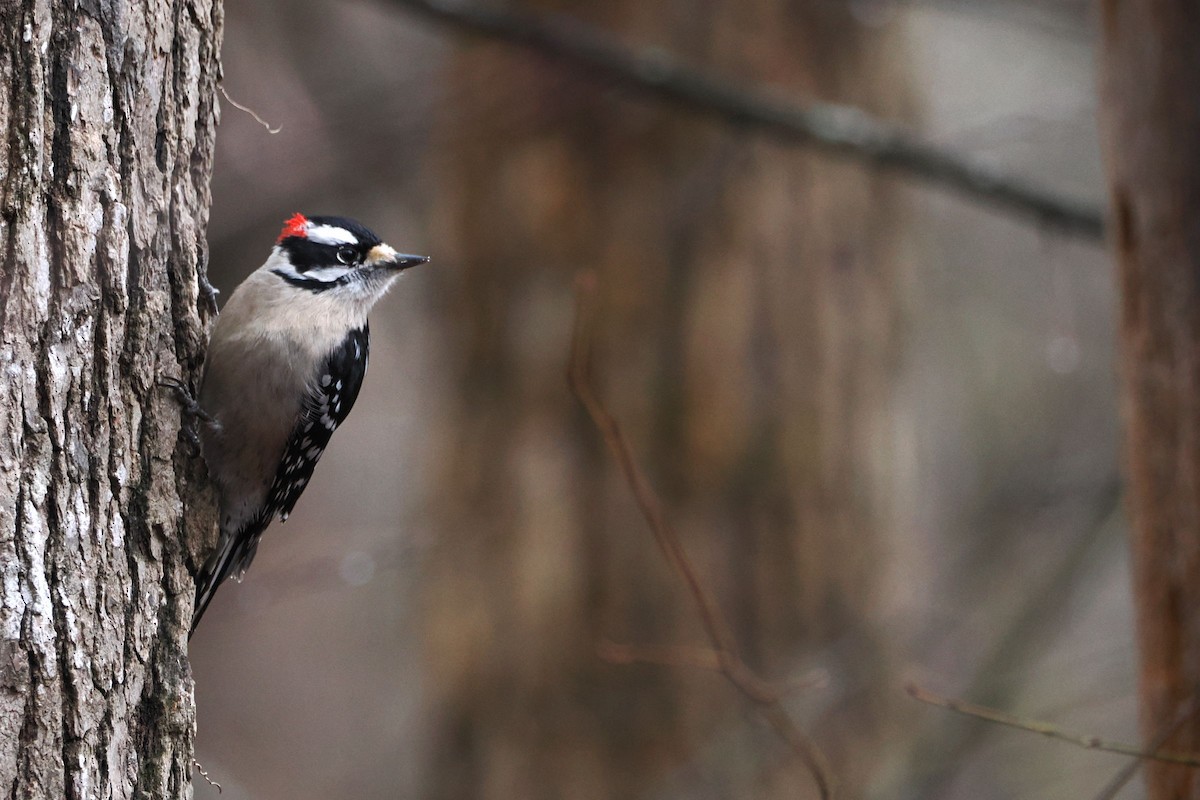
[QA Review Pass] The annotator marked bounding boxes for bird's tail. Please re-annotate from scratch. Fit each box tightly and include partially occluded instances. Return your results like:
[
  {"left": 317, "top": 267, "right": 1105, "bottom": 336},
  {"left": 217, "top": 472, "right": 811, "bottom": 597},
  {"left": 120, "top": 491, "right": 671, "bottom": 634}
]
[{"left": 190, "top": 518, "right": 268, "bottom": 637}]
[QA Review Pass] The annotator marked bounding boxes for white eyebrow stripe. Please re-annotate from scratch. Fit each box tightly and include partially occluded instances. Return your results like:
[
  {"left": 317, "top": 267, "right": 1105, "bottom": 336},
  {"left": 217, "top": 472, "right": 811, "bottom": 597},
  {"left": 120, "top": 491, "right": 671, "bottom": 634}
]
[{"left": 306, "top": 225, "right": 358, "bottom": 246}]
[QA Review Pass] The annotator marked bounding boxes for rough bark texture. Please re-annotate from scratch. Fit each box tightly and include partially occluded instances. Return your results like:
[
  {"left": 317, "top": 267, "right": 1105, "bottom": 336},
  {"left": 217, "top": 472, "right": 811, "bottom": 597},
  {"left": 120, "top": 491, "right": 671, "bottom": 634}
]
[
  {"left": 424, "top": 1, "right": 908, "bottom": 796},
  {"left": 1099, "top": 2, "right": 1200, "bottom": 798},
  {"left": 0, "top": 2, "right": 222, "bottom": 798}
]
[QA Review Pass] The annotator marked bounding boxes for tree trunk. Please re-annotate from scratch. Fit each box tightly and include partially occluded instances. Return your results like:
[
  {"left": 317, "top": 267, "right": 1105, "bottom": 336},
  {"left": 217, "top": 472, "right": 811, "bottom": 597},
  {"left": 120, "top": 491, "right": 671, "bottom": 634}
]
[
  {"left": 1099, "top": 2, "right": 1200, "bottom": 798},
  {"left": 423, "top": 1, "right": 908, "bottom": 796},
  {"left": 0, "top": 2, "right": 221, "bottom": 798}
]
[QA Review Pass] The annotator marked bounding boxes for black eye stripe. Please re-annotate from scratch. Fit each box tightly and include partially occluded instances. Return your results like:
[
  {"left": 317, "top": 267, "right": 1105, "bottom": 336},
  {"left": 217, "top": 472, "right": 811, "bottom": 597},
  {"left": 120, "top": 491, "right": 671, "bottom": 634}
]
[
  {"left": 271, "top": 268, "right": 353, "bottom": 293},
  {"left": 276, "top": 215, "right": 381, "bottom": 272},
  {"left": 278, "top": 239, "right": 367, "bottom": 272}
]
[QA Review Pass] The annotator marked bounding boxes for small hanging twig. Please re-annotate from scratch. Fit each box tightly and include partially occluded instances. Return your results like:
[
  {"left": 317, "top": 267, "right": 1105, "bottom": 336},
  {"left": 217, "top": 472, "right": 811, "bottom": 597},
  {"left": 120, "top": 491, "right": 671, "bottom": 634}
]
[
  {"left": 218, "top": 84, "right": 282, "bottom": 134},
  {"left": 192, "top": 758, "right": 223, "bottom": 793}
]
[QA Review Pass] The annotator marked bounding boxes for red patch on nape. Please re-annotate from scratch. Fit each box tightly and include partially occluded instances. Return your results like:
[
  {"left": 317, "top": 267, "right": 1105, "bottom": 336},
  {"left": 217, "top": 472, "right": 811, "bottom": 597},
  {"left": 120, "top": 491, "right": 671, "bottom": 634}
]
[{"left": 278, "top": 212, "right": 309, "bottom": 242}]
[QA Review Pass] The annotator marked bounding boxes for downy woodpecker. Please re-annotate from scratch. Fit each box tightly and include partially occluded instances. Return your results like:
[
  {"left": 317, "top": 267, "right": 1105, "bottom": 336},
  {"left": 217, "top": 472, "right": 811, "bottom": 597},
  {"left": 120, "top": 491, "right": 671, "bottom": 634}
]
[{"left": 188, "top": 213, "right": 427, "bottom": 635}]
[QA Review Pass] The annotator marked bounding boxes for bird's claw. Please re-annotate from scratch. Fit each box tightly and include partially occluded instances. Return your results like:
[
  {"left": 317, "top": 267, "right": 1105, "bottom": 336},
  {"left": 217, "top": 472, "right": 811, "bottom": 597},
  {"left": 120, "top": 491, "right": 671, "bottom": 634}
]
[{"left": 158, "top": 376, "right": 212, "bottom": 457}]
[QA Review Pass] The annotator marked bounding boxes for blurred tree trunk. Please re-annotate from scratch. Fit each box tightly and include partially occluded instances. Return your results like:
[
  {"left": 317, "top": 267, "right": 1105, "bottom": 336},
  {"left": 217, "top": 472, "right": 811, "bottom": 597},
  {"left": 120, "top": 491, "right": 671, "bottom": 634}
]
[
  {"left": 1100, "top": 3, "right": 1200, "bottom": 799},
  {"left": 425, "top": 2, "right": 909, "bottom": 796},
  {"left": 0, "top": 3, "right": 220, "bottom": 798}
]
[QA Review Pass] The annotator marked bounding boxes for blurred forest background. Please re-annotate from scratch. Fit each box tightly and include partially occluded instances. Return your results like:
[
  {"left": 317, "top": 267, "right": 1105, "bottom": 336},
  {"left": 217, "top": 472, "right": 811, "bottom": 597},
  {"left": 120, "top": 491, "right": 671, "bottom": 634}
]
[{"left": 190, "top": 0, "right": 1121, "bottom": 797}]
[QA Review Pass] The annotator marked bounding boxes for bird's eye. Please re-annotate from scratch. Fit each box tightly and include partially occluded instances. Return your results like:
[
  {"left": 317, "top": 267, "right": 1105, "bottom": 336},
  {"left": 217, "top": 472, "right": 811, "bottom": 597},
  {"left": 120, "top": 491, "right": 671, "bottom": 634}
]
[{"left": 336, "top": 246, "right": 359, "bottom": 265}]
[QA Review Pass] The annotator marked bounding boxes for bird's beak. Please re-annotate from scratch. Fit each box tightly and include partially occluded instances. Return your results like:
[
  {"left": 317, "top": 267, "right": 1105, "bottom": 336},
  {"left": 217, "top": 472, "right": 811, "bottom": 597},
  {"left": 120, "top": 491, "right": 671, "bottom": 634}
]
[
  {"left": 368, "top": 243, "right": 429, "bottom": 271},
  {"left": 392, "top": 253, "right": 429, "bottom": 271}
]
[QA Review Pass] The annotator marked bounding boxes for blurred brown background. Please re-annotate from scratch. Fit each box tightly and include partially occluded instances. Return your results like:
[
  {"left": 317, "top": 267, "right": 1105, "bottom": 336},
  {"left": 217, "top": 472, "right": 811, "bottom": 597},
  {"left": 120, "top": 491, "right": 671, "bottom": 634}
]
[{"left": 191, "top": 1, "right": 1121, "bottom": 797}]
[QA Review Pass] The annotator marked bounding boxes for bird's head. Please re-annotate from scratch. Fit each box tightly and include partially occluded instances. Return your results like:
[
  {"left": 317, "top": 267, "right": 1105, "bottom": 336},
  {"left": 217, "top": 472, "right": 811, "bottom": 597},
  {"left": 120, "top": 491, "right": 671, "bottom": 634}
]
[{"left": 266, "top": 213, "right": 428, "bottom": 302}]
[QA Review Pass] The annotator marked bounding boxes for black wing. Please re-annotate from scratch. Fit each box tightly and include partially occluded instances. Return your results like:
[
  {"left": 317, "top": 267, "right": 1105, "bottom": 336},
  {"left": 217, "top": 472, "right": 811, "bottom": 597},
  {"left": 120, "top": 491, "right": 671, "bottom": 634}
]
[
  {"left": 268, "top": 324, "right": 370, "bottom": 521},
  {"left": 190, "top": 325, "right": 369, "bottom": 636}
]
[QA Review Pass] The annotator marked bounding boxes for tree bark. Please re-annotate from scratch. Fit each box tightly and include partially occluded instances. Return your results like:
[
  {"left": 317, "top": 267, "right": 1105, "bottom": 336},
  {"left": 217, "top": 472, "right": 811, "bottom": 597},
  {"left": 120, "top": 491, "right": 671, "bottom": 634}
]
[
  {"left": 0, "top": 2, "right": 221, "bottom": 798},
  {"left": 1099, "top": 2, "right": 1200, "bottom": 798}
]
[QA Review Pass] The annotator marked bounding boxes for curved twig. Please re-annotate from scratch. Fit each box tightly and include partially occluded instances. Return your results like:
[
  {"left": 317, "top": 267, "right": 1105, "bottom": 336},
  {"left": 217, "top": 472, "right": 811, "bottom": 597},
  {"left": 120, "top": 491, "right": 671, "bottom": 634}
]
[{"left": 568, "top": 273, "right": 835, "bottom": 799}]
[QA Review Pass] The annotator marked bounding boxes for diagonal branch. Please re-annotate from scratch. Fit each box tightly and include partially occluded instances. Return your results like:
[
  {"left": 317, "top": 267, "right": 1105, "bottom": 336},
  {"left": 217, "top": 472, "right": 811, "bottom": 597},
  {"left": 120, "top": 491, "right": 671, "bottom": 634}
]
[
  {"left": 908, "top": 683, "right": 1200, "bottom": 768},
  {"left": 597, "top": 641, "right": 827, "bottom": 698},
  {"left": 1091, "top": 698, "right": 1198, "bottom": 800},
  {"left": 567, "top": 272, "right": 834, "bottom": 799},
  {"left": 384, "top": 0, "right": 1105, "bottom": 241}
]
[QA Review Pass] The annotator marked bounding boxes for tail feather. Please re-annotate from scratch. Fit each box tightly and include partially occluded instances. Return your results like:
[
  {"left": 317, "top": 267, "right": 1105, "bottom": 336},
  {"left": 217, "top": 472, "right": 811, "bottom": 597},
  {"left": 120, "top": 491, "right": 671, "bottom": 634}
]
[{"left": 190, "top": 517, "right": 270, "bottom": 637}]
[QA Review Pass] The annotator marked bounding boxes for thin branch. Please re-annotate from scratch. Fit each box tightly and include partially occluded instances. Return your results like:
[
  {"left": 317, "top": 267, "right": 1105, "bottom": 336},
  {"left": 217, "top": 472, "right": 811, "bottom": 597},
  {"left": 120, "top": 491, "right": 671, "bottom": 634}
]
[
  {"left": 218, "top": 84, "right": 282, "bottom": 134},
  {"left": 908, "top": 683, "right": 1200, "bottom": 768},
  {"left": 598, "top": 641, "right": 828, "bottom": 699},
  {"left": 903, "top": 481, "right": 1123, "bottom": 798},
  {"left": 1091, "top": 697, "right": 1198, "bottom": 800},
  {"left": 598, "top": 640, "right": 725, "bottom": 671},
  {"left": 568, "top": 273, "right": 834, "bottom": 799},
  {"left": 192, "top": 759, "right": 223, "bottom": 794},
  {"left": 567, "top": 274, "right": 739, "bottom": 660},
  {"left": 1091, "top": 754, "right": 1140, "bottom": 800},
  {"left": 385, "top": 0, "right": 1105, "bottom": 241}
]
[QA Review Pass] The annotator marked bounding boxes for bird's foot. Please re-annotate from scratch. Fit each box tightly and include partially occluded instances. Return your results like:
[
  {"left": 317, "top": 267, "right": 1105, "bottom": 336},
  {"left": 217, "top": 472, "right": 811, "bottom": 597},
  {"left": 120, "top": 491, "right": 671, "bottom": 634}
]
[{"left": 158, "top": 376, "right": 212, "bottom": 457}]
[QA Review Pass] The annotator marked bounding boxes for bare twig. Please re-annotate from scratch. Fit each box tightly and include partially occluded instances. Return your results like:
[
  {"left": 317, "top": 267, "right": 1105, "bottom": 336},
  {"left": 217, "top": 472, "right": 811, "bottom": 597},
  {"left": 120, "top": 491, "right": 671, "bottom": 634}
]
[
  {"left": 1092, "top": 759, "right": 1138, "bottom": 800},
  {"left": 568, "top": 273, "right": 834, "bottom": 799},
  {"left": 908, "top": 683, "right": 1200, "bottom": 768},
  {"left": 567, "top": 274, "right": 739, "bottom": 660},
  {"left": 903, "top": 481, "right": 1122, "bottom": 798},
  {"left": 598, "top": 641, "right": 828, "bottom": 698},
  {"left": 385, "top": 0, "right": 1105, "bottom": 241},
  {"left": 597, "top": 640, "right": 725, "bottom": 672},
  {"left": 1091, "top": 697, "right": 1198, "bottom": 800},
  {"left": 218, "top": 84, "right": 282, "bottom": 134},
  {"left": 192, "top": 759, "right": 223, "bottom": 793}
]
